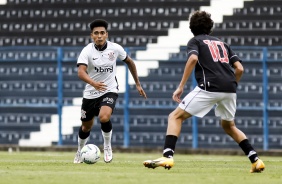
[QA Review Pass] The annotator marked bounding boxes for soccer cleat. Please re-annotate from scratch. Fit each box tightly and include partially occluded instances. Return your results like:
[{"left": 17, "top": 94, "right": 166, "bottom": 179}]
[
  {"left": 250, "top": 158, "right": 265, "bottom": 173},
  {"left": 143, "top": 157, "right": 174, "bottom": 170},
  {"left": 73, "top": 150, "right": 83, "bottom": 164},
  {"left": 103, "top": 145, "right": 113, "bottom": 163}
]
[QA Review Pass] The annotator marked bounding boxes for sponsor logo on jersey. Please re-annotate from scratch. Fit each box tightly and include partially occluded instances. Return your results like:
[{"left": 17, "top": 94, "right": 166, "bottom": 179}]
[
  {"left": 89, "top": 91, "right": 104, "bottom": 95},
  {"left": 94, "top": 65, "right": 113, "bottom": 73}
]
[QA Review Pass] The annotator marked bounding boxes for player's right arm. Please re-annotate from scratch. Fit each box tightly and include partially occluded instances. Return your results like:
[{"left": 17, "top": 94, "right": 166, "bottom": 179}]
[
  {"left": 77, "top": 64, "right": 107, "bottom": 91},
  {"left": 77, "top": 45, "right": 107, "bottom": 92},
  {"left": 233, "top": 61, "right": 244, "bottom": 83},
  {"left": 173, "top": 54, "right": 198, "bottom": 103}
]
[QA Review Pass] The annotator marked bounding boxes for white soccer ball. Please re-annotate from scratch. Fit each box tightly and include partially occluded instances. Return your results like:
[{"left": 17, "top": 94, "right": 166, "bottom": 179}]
[{"left": 80, "top": 144, "right": 101, "bottom": 164}]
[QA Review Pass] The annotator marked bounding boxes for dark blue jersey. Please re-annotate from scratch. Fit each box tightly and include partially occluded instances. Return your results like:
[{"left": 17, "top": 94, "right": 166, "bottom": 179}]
[{"left": 187, "top": 34, "right": 241, "bottom": 93}]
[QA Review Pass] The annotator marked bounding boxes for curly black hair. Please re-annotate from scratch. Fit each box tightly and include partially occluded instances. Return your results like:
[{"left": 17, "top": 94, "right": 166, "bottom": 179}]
[
  {"left": 89, "top": 19, "right": 108, "bottom": 31},
  {"left": 189, "top": 11, "right": 214, "bottom": 36}
]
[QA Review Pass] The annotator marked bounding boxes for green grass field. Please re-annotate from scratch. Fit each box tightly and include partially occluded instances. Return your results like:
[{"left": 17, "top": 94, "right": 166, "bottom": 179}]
[{"left": 0, "top": 151, "right": 281, "bottom": 184}]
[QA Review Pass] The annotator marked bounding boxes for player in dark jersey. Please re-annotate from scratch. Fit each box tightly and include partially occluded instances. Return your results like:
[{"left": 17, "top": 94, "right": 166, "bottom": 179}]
[{"left": 143, "top": 10, "right": 265, "bottom": 173}]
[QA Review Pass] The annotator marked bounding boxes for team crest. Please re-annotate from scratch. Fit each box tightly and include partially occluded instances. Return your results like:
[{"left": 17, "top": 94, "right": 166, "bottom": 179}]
[
  {"left": 108, "top": 52, "right": 115, "bottom": 61},
  {"left": 81, "top": 109, "right": 86, "bottom": 119}
]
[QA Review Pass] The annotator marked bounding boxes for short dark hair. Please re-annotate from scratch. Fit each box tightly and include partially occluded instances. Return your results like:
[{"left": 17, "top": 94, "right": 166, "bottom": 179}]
[
  {"left": 89, "top": 19, "right": 108, "bottom": 31},
  {"left": 189, "top": 11, "right": 214, "bottom": 36}
]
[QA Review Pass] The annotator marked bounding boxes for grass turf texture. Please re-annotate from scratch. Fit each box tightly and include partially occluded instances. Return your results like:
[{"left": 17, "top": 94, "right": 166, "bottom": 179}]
[{"left": 0, "top": 151, "right": 281, "bottom": 184}]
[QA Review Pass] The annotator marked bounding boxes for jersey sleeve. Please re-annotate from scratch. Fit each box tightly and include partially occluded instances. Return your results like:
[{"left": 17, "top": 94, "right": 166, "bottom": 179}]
[
  {"left": 187, "top": 38, "right": 199, "bottom": 58},
  {"left": 77, "top": 46, "right": 89, "bottom": 67},
  {"left": 227, "top": 45, "right": 242, "bottom": 67},
  {"left": 113, "top": 43, "right": 127, "bottom": 61}
]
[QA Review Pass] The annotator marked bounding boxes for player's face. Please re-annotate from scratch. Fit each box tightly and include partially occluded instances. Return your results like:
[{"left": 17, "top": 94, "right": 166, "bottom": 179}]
[{"left": 91, "top": 27, "right": 108, "bottom": 47}]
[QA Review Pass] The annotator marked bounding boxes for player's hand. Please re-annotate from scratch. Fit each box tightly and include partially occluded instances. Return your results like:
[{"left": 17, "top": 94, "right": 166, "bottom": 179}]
[
  {"left": 136, "top": 85, "right": 147, "bottom": 99},
  {"left": 172, "top": 87, "right": 183, "bottom": 103},
  {"left": 93, "top": 81, "right": 107, "bottom": 91}
]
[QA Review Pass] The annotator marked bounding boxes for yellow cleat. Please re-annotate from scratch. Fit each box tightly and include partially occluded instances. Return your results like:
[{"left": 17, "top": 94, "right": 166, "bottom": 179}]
[
  {"left": 250, "top": 159, "right": 265, "bottom": 173},
  {"left": 143, "top": 157, "right": 174, "bottom": 170}
]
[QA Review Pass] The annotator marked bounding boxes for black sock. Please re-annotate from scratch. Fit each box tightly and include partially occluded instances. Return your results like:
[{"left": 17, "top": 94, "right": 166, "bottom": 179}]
[
  {"left": 163, "top": 135, "right": 178, "bottom": 158},
  {"left": 78, "top": 126, "right": 90, "bottom": 139},
  {"left": 100, "top": 120, "right": 112, "bottom": 133},
  {"left": 239, "top": 139, "right": 259, "bottom": 163}
]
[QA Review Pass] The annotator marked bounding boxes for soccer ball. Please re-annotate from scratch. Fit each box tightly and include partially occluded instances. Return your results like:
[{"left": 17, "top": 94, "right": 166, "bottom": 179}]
[{"left": 80, "top": 144, "right": 101, "bottom": 164}]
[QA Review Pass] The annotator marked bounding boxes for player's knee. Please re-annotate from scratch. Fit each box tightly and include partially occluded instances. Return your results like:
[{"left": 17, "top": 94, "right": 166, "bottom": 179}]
[
  {"left": 221, "top": 119, "right": 234, "bottom": 127},
  {"left": 168, "top": 111, "right": 181, "bottom": 122},
  {"left": 168, "top": 109, "right": 189, "bottom": 122},
  {"left": 99, "top": 114, "right": 111, "bottom": 123},
  {"left": 82, "top": 125, "right": 92, "bottom": 132},
  {"left": 221, "top": 120, "right": 236, "bottom": 133},
  {"left": 81, "top": 119, "right": 94, "bottom": 132}
]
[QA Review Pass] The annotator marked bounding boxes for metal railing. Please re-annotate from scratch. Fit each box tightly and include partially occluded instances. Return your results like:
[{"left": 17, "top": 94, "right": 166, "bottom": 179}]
[{"left": 1, "top": 46, "right": 282, "bottom": 150}]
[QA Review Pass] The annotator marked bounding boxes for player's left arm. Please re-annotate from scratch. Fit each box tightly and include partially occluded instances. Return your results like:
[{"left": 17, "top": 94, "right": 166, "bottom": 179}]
[
  {"left": 123, "top": 56, "right": 147, "bottom": 99},
  {"left": 233, "top": 61, "right": 244, "bottom": 83}
]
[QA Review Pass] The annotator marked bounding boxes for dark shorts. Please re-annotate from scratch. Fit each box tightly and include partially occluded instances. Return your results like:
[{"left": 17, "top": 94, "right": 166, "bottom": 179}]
[{"left": 80, "top": 92, "right": 118, "bottom": 122}]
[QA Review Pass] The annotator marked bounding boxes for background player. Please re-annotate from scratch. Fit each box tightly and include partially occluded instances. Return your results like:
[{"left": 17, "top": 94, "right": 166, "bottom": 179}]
[
  {"left": 143, "top": 10, "right": 265, "bottom": 173},
  {"left": 74, "top": 19, "right": 147, "bottom": 163}
]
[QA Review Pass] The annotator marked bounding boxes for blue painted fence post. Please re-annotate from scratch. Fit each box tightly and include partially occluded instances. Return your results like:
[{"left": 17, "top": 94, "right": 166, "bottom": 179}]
[
  {"left": 123, "top": 48, "right": 130, "bottom": 148},
  {"left": 262, "top": 47, "right": 269, "bottom": 151},
  {"left": 57, "top": 47, "right": 63, "bottom": 146}
]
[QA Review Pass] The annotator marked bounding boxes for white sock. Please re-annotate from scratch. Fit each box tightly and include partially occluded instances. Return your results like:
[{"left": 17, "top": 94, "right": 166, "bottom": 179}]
[
  {"left": 101, "top": 130, "right": 112, "bottom": 147},
  {"left": 78, "top": 136, "right": 89, "bottom": 151}
]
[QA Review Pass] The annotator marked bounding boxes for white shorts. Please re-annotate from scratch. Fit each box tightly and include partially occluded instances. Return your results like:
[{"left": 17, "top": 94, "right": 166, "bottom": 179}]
[{"left": 178, "top": 86, "right": 236, "bottom": 121}]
